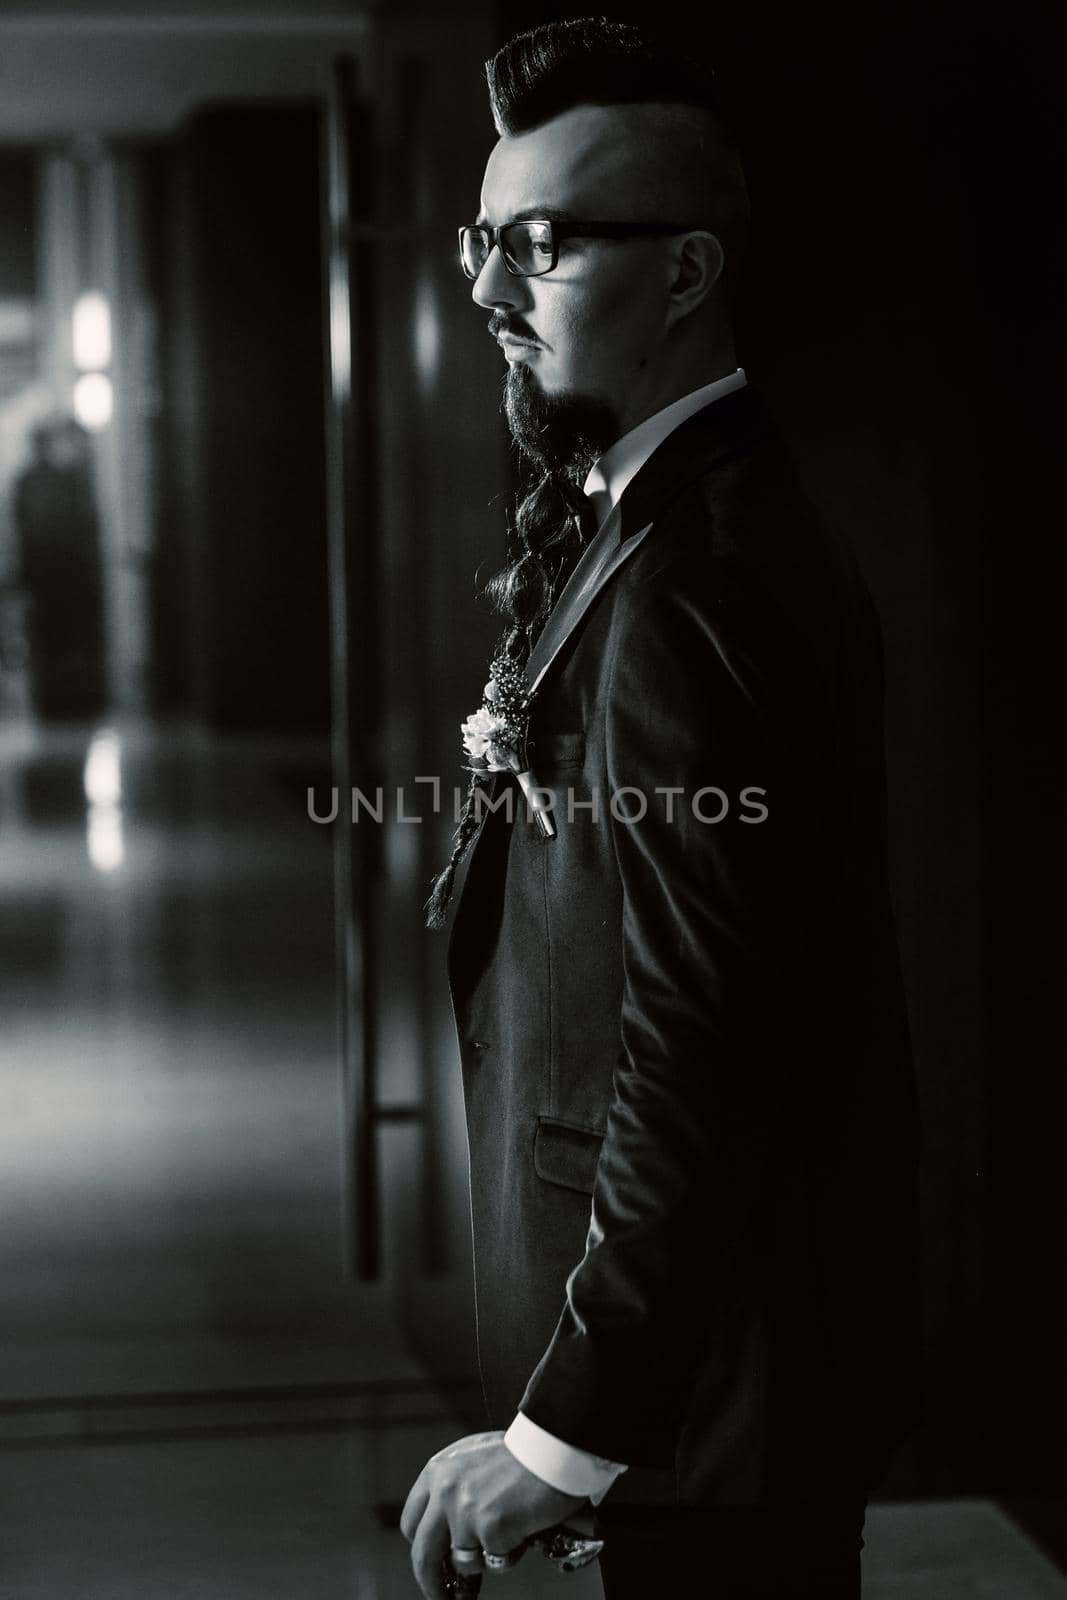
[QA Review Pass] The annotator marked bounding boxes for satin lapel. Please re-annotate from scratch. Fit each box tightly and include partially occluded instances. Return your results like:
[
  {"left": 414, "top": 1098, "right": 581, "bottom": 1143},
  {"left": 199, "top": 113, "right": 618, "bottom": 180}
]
[
  {"left": 444, "top": 509, "right": 652, "bottom": 948},
  {"left": 522, "top": 385, "right": 772, "bottom": 694},
  {"left": 523, "top": 505, "right": 654, "bottom": 694},
  {"left": 446, "top": 511, "right": 658, "bottom": 963}
]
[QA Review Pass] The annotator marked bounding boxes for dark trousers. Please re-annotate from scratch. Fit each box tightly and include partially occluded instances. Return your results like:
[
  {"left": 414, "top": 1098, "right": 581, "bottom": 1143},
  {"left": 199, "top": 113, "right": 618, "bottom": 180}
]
[{"left": 595, "top": 1497, "right": 866, "bottom": 1599}]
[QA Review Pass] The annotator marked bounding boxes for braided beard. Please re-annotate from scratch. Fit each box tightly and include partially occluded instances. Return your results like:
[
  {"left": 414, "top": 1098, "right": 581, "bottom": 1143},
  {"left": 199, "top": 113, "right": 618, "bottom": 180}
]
[{"left": 487, "top": 364, "right": 620, "bottom": 664}]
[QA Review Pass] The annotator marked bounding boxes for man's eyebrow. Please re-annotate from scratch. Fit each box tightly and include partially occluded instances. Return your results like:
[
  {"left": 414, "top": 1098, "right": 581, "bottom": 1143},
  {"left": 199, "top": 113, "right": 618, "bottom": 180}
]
[{"left": 473, "top": 206, "right": 576, "bottom": 226}]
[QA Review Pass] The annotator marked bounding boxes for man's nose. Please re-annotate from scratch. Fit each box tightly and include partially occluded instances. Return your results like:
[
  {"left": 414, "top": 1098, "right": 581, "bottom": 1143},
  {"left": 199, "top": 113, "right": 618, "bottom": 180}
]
[{"left": 470, "top": 244, "right": 528, "bottom": 310}]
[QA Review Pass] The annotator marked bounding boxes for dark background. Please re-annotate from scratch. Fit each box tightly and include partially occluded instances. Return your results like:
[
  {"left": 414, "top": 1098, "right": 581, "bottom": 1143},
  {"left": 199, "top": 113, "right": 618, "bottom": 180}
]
[{"left": 0, "top": 0, "right": 1062, "bottom": 1545}]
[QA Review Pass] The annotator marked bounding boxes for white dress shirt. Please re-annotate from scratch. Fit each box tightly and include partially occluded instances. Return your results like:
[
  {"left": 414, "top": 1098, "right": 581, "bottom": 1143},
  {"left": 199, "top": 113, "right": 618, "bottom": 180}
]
[
  {"left": 583, "top": 367, "right": 748, "bottom": 527},
  {"left": 502, "top": 366, "right": 749, "bottom": 1507}
]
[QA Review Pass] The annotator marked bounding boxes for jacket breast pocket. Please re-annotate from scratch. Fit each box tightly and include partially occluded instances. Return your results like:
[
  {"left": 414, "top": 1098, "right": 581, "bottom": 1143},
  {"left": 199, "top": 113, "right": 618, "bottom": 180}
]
[
  {"left": 526, "top": 730, "right": 585, "bottom": 771},
  {"left": 533, "top": 1116, "right": 604, "bottom": 1194}
]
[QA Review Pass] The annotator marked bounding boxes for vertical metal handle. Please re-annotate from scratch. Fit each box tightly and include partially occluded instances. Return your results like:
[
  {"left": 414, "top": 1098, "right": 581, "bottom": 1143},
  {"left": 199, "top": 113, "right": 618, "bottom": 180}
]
[{"left": 321, "top": 55, "right": 382, "bottom": 1281}]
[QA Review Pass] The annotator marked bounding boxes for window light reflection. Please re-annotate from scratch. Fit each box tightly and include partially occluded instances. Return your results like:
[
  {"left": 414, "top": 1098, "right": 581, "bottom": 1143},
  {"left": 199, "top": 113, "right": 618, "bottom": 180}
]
[
  {"left": 84, "top": 731, "right": 125, "bottom": 874},
  {"left": 73, "top": 372, "right": 113, "bottom": 432},
  {"left": 83, "top": 730, "right": 122, "bottom": 806},
  {"left": 73, "top": 291, "right": 112, "bottom": 370},
  {"left": 87, "top": 805, "right": 125, "bottom": 874}
]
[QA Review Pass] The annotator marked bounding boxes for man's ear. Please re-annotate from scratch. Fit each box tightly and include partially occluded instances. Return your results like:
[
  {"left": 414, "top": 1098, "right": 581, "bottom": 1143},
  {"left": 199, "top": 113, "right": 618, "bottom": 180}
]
[{"left": 665, "top": 231, "right": 725, "bottom": 329}]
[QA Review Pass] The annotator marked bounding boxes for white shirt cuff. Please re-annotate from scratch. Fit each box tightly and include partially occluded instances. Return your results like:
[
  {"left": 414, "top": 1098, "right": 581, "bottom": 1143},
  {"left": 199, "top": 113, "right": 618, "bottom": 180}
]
[{"left": 504, "top": 1411, "right": 628, "bottom": 1506}]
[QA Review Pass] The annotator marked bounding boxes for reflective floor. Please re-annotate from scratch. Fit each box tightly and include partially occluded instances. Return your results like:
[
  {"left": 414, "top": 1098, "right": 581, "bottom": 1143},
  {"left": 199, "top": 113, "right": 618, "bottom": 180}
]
[
  {"left": 1, "top": 714, "right": 1065, "bottom": 1596},
  {"left": 0, "top": 711, "right": 392, "bottom": 1401}
]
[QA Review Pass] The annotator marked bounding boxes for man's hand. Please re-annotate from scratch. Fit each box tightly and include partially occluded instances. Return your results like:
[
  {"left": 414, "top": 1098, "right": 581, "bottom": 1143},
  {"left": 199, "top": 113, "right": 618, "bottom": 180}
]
[{"left": 400, "top": 1430, "right": 586, "bottom": 1598}]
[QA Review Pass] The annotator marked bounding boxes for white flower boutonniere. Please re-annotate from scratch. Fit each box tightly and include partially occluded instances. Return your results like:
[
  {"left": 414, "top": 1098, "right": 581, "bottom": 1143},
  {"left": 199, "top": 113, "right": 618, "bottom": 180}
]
[
  {"left": 425, "top": 652, "right": 555, "bottom": 931},
  {"left": 460, "top": 654, "right": 555, "bottom": 839}
]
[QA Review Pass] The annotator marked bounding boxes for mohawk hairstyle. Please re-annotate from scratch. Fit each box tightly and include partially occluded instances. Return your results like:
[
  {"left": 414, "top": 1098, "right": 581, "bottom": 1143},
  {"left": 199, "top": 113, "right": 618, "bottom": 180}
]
[{"left": 486, "top": 16, "right": 724, "bottom": 136}]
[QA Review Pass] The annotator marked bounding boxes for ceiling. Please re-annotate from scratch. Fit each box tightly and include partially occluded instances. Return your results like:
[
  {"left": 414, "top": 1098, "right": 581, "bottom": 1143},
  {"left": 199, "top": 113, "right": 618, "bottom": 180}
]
[{"left": 0, "top": 8, "right": 373, "bottom": 141}]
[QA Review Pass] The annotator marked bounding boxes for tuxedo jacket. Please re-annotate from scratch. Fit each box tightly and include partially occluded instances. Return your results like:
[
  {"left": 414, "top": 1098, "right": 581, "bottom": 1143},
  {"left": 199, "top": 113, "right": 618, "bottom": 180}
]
[{"left": 446, "top": 384, "right": 923, "bottom": 1507}]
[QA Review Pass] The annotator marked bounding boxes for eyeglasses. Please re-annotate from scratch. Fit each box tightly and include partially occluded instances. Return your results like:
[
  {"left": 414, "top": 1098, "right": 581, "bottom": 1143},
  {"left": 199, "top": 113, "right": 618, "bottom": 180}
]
[{"left": 458, "top": 219, "right": 696, "bottom": 280}]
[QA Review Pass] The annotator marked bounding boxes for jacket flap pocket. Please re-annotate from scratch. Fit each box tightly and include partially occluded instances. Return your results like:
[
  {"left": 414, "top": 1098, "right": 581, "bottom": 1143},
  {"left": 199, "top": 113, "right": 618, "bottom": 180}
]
[
  {"left": 527, "top": 730, "right": 585, "bottom": 769},
  {"left": 534, "top": 1117, "right": 604, "bottom": 1194}
]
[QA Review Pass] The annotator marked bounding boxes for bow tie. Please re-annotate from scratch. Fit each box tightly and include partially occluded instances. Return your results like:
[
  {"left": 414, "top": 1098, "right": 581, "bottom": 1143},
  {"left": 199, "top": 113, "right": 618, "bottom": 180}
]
[{"left": 556, "top": 480, "right": 600, "bottom": 545}]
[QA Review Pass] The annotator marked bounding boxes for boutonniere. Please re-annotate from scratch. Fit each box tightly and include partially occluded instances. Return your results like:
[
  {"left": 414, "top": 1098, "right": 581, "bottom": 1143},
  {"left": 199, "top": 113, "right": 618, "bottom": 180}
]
[
  {"left": 460, "top": 654, "right": 556, "bottom": 841},
  {"left": 424, "top": 652, "right": 554, "bottom": 931}
]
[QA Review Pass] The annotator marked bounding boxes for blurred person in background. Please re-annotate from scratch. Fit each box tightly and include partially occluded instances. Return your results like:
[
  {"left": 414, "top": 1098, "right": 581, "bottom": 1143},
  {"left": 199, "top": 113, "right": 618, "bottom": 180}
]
[{"left": 13, "top": 414, "right": 106, "bottom": 719}]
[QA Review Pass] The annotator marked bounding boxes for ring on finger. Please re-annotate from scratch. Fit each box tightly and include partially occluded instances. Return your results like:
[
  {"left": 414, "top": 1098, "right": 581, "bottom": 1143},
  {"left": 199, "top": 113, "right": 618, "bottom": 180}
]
[
  {"left": 450, "top": 1546, "right": 482, "bottom": 1564},
  {"left": 483, "top": 1550, "right": 517, "bottom": 1571}
]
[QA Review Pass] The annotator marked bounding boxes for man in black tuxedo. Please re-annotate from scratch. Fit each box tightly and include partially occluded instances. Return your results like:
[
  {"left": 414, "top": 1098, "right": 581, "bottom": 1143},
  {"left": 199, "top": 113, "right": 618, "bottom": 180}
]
[{"left": 402, "top": 19, "right": 921, "bottom": 1599}]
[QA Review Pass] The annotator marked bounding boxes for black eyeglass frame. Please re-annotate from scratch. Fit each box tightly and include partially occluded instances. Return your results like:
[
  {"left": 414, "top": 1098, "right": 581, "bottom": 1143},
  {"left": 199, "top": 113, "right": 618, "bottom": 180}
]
[{"left": 458, "top": 219, "right": 698, "bottom": 280}]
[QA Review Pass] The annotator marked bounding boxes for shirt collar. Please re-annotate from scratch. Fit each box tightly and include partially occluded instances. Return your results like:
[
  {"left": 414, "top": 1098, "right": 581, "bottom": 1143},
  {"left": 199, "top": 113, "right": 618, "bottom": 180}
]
[{"left": 582, "top": 368, "right": 748, "bottom": 528}]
